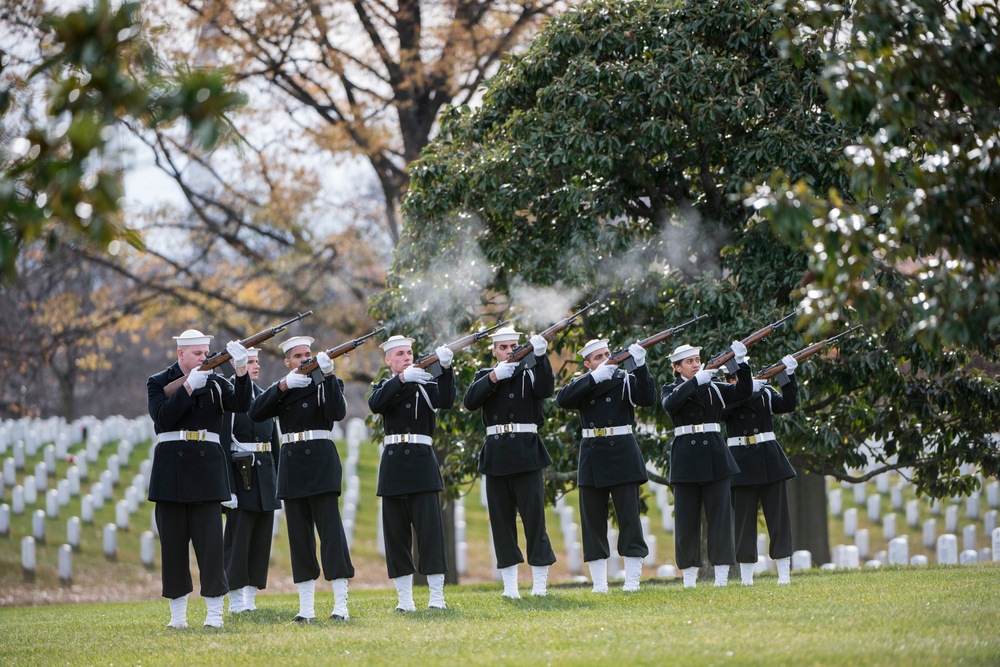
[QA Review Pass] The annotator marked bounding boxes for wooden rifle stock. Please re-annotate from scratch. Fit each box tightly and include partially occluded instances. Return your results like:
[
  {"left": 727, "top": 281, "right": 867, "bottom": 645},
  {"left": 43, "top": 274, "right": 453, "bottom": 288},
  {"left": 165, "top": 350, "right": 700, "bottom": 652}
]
[
  {"left": 607, "top": 313, "right": 708, "bottom": 366},
  {"left": 163, "top": 311, "right": 314, "bottom": 397},
  {"left": 704, "top": 312, "right": 796, "bottom": 371},
  {"left": 755, "top": 325, "right": 862, "bottom": 379},
  {"left": 507, "top": 301, "right": 599, "bottom": 365},
  {"left": 413, "top": 319, "right": 514, "bottom": 370},
  {"left": 294, "top": 327, "right": 386, "bottom": 375}
]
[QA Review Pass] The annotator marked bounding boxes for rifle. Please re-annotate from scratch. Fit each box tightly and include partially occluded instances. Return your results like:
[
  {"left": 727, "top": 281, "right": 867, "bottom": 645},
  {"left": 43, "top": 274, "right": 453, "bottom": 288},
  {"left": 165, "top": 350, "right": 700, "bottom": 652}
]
[
  {"left": 704, "top": 312, "right": 796, "bottom": 373},
  {"left": 164, "top": 311, "right": 313, "bottom": 397},
  {"left": 293, "top": 327, "right": 387, "bottom": 381},
  {"left": 607, "top": 313, "right": 709, "bottom": 372},
  {"left": 755, "top": 325, "right": 862, "bottom": 385},
  {"left": 509, "top": 301, "right": 599, "bottom": 371},
  {"left": 414, "top": 319, "right": 514, "bottom": 378}
]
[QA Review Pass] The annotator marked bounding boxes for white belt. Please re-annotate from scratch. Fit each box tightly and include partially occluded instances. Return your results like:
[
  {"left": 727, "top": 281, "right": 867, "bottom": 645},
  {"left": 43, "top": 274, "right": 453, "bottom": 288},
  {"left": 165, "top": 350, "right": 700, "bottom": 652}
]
[
  {"left": 232, "top": 442, "right": 271, "bottom": 453},
  {"left": 280, "top": 430, "right": 332, "bottom": 444},
  {"left": 582, "top": 425, "right": 633, "bottom": 438},
  {"left": 156, "top": 430, "right": 220, "bottom": 444},
  {"left": 383, "top": 434, "right": 433, "bottom": 446},
  {"left": 674, "top": 423, "right": 721, "bottom": 436},
  {"left": 728, "top": 432, "right": 776, "bottom": 447},
  {"left": 486, "top": 423, "right": 538, "bottom": 436}
]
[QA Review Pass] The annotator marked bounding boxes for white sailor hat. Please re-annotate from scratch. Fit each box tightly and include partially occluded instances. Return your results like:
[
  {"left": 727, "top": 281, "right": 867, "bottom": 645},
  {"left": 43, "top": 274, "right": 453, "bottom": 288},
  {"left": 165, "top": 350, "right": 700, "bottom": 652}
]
[
  {"left": 489, "top": 326, "right": 522, "bottom": 343},
  {"left": 173, "top": 329, "right": 213, "bottom": 347},
  {"left": 578, "top": 338, "right": 610, "bottom": 359},
  {"left": 669, "top": 344, "right": 701, "bottom": 363},
  {"left": 246, "top": 347, "right": 261, "bottom": 358},
  {"left": 379, "top": 335, "right": 414, "bottom": 352},
  {"left": 279, "top": 336, "right": 315, "bottom": 353}
]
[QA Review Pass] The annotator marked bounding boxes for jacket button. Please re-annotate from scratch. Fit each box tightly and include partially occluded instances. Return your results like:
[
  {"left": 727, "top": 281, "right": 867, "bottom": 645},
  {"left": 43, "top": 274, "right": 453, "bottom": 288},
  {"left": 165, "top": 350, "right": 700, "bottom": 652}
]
[
  {"left": 493, "top": 415, "right": 499, "bottom": 420},
  {"left": 405, "top": 403, "right": 412, "bottom": 409},
  {"left": 287, "top": 451, "right": 293, "bottom": 457},
  {"left": 508, "top": 393, "right": 515, "bottom": 399},
  {"left": 589, "top": 422, "right": 595, "bottom": 427},
  {"left": 753, "top": 428, "right": 759, "bottom": 433},
  {"left": 703, "top": 440, "right": 709, "bottom": 445},
  {"left": 404, "top": 449, "right": 410, "bottom": 455},
  {"left": 508, "top": 414, "right": 514, "bottom": 420},
  {"left": 590, "top": 400, "right": 595, "bottom": 405},
  {"left": 388, "top": 450, "right": 394, "bottom": 456},
  {"left": 301, "top": 402, "right": 308, "bottom": 409},
  {"left": 606, "top": 397, "right": 611, "bottom": 402},
  {"left": 200, "top": 451, "right": 205, "bottom": 456},
  {"left": 178, "top": 451, "right": 183, "bottom": 457}
]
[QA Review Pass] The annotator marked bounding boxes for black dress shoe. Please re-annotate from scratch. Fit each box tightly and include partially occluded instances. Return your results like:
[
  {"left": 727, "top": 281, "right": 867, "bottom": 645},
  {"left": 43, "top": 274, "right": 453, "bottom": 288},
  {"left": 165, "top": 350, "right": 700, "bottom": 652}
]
[
  {"left": 329, "top": 613, "right": 348, "bottom": 621},
  {"left": 291, "top": 615, "right": 314, "bottom": 624}
]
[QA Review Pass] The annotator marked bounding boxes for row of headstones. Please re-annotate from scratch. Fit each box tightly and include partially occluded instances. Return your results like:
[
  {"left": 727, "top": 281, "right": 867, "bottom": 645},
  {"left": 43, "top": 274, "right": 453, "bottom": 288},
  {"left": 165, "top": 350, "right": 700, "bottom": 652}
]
[
  {"left": 831, "top": 479, "right": 1000, "bottom": 522},
  {"left": 18, "top": 525, "right": 159, "bottom": 584},
  {"left": 827, "top": 529, "right": 1000, "bottom": 569},
  {"left": 0, "top": 415, "right": 155, "bottom": 463}
]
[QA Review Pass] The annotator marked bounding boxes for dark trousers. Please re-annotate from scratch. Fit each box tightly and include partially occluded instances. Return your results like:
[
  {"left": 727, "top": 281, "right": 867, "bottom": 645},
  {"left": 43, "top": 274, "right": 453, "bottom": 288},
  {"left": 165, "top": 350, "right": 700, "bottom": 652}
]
[
  {"left": 223, "top": 509, "right": 275, "bottom": 589},
  {"left": 486, "top": 470, "right": 557, "bottom": 569},
  {"left": 733, "top": 480, "right": 793, "bottom": 562},
  {"left": 578, "top": 483, "right": 649, "bottom": 562},
  {"left": 673, "top": 476, "right": 736, "bottom": 569},
  {"left": 283, "top": 493, "right": 355, "bottom": 582},
  {"left": 155, "top": 501, "right": 227, "bottom": 599},
  {"left": 382, "top": 491, "right": 448, "bottom": 579}
]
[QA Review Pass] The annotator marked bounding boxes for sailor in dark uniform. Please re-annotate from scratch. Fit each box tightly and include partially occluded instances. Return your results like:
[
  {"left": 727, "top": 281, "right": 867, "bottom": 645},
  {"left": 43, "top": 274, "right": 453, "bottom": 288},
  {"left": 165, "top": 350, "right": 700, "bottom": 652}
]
[
  {"left": 463, "top": 326, "right": 557, "bottom": 598},
  {"left": 147, "top": 329, "right": 251, "bottom": 628},
  {"left": 368, "top": 335, "right": 454, "bottom": 611},
  {"left": 722, "top": 354, "right": 799, "bottom": 585},
  {"left": 661, "top": 341, "right": 751, "bottom": 588},
  {"left": 248, "top": 335, "right": 353, "bottom": 622},
  {"left": 221, "top": 347, "right": 280, "bottom": 612},
  {"left": 555, "top": 338, "right": 655, "bottom": 593}
]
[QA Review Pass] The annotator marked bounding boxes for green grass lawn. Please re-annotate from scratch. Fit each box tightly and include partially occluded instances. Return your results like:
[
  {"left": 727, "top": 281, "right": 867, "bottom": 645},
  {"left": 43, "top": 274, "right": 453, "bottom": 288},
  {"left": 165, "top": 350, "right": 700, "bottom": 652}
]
[{"left": 1, "top": 566, "right": 998, "bottom": 666}]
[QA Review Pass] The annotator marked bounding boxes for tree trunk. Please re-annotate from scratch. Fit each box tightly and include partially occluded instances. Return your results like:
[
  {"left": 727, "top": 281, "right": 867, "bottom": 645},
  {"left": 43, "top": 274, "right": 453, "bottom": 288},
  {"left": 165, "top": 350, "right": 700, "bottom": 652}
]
[{"left": 787, "top": 462, "right": 831, "bottom": 566}]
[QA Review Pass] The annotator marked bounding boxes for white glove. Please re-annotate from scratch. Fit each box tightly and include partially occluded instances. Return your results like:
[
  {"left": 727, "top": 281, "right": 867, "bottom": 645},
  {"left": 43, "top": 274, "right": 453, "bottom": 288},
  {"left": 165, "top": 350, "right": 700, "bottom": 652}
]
[
  {"left": 226, "top": 341, "right": 248, "bottom": 369},
  {"left": 731, "top": 340, "right": 748, "bottom": 364},
  {"left": 493, "top": 361, "right": 517, "bottom": 381},
  {"left": 284, "top": 369, "right": 312, "bottom": 389},
  {"left": 222, "top": 493, "right": 238, "bottom": 509},
  {"left": 530, "top": 334, "right": 548, "bottom": 357},
  {"left": 316, "top": 351, "right": 334, "bottom": 374},
  {"left": 782, "top": 354, "right": 798, "bottom": 374},
  {"left": 752, "top": 379, "right": 767, "bottom": 393},
  {"left": 628, "top": 343, "right": 646, "bottom": 367},
  {"left": 590, "top": 362, "right": 617, "bottom": 383},
  {"left": 694, "top": 368, "right": 718, "bottom": 385},
  {"left": 435, "top": 346, "right": 454, "bottom": 368},
  {"left": 187, "top": 366, "right": 211, "bottom": 391},
  {"left": 402, "top": 365, "right": 432, "bottom": 385}
]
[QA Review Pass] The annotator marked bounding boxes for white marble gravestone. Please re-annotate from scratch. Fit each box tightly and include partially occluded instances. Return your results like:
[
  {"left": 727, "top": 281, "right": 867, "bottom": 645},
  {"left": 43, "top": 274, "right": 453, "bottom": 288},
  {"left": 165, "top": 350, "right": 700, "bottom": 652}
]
[
  {"left": 888, "top": 536, "right": 908, "bottom": 565},
  {"left": 935, "top": 533, "right": 958, "bottom": 565},
  {"left": 923, "top": 518, "right": 937, "bottom": 548},
  {"left": 883, "top": 513, "right": 897, "bottom": 541},
  {"left": 844, "top": 508, "right": 858, "bottom": 538}
]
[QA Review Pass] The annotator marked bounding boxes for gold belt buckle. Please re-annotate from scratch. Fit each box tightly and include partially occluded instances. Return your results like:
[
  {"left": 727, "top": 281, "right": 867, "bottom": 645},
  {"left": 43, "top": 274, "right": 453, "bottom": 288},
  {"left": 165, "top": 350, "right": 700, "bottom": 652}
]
[
  {"left": 183, "top": 430, "right": 206, "bottom": 441},
  {"left": 290, "top": 432, "right": 306, "bottom": 443},
  {"left": 498, "top": 424, "right": 513, "bottom": 435},
  {"left": 748, "top": 435, "right": 759, "bottom": 445},
  {"left": 594, "top": 427, "right": 608, "bottom": 437}
]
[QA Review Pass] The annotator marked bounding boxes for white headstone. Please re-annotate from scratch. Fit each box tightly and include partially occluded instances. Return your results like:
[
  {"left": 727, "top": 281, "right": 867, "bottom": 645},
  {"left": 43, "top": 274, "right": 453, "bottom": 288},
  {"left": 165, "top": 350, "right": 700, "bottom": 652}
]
[
  {"left": 32, "top": 508, "right": 46, "bottom": 542},
  {"left": 866, "top": 495, "right": 881, "bottom": 523},
  {"left": 993, "top": 527, "right": 1000, "bottom": 561},
  {"left": 23, "top": 476, "right": 37, "bottom": 505},
  {"left": 141, "top": 530, "right": 156, "bottom": 567},
  {"left": 791, "top": 550, "right": 812, "bottom": 570},
  {"left": 864, "top": 559, "right": 881, "bottom": 568},
  {"left": 644, "top": 534, "right": 658, "bottom": 567},
  {"left": 3, "top": 458, "right": 14, "bottom": 486},
  {"left": 0, "top": 503, "right": 9, "bottom": 535},
  {"left": 103, "top": 523, "right": 117, "bottom": 560},
  {"left": 875, "top": 473, "right": 890, "bottom": 495},
  {"left": 978, "top": 547, "right": 991, "bottom": 562},
  {"left": 67, "top": 466, "right": 80, "bottom": 496},
  {"left": 21, "top": 535, "right": 36, "bottom": 577},
  {"left": 844, "top": 508, "right": 858, "bottom": 538},
  {"left": 910, "top": 554, "right": 928, "bottom": 566},
  {"left": 906, "top": 499, "right": 920, "bottom": 528},
  {"left": 81, "top": 494, "right": 94, "bottom": 523},
  {"left": 656, "top": 564, "right": 676, "bottom": 579},
  {"left": 456, "top": 540, "right": 467, "bottom": 575},
  {"left": 829, "top": 489, "right": 843, "bottom": 517},
  {"left": 567, "top": 540, "right": 582, "bottom": 575},
  {"left": 106, "top": 455, "right": 120, "bottom": 486},
  {"left": 888, "top": 537, "right": 908, "bottom": 565},
  {"left": 753, "top": 555, "right": 769, "bottom": 574},
  {"left": 962, "top": 524, "right": 976, "bottom": 551},
  {"left": 57, "top": 479, "right": 70, "bottom": 506},
  {"left": 99, "top": 469, "right": 113, "bottom": 495},
  {"left": 59, "top": 543, "right": 72, "bottom": 585},
  {"left": 959, "top": 549, "right": 978, "bottom": 564},
  {"left": 76, "top": 454, "right": 87, "bottom": 481},
  {"left": 12, "top": 485, "right": 24, "bottom": 515},
  {"left": 661, "top": 505, "right": 674, "bottom": 532},
  {"left": 987, "top": 481, "right": 999, "bottom": 508},
  {"left": 33, "top": 463, "right": 47, "bottom": 491},
  {"left": 945, "top": 505, "right": 959, "bottom": 533},
  {"left": 985, "top": 510, "right": 998, "bottom": 536},
  {"left": 891, "top": 484, "right": 904, "bottom": 511},
  {"left": 13, "top": 442, "right": 25, "bottom": 470},
  {"left": 45, "top": 489, "right": 59, "bottom": 518},
  {"left": 91, "top": 482, "right": 104, "bottom": 509},
  {"left": 923, "top": 518, "right": 937, "bottom": 548},
  {"left": 853, "top": 483, "right": 867, "bottom": 506},
  {"left": 883, "top": 513, "right": 897, "bottom": 541},
  {"left": 855, "top": 528, "right": 870, "bottom": 559},
  {"left": 841, "top": 545, "right": 860, "bottom": 569},
  {"left": 967, "top": 493, "right": 980, "bottom": 521},
  {"left": 125, "top": 486, "right": 139, "bottom": 514},
  {"left": 67, "top": 516, "right": 81, "bottom": 550},
  {"left": 115, "top": 499, "right": 129, "bottom": 530},
  {"left": 936, "top": 533, "right": 958, "bottom": 565},
  {"left": 44, "top": 445, "right": 56, "bottom": 474},
  {"left": 928, "top": 498, "right": 941, "bottom": 516}
]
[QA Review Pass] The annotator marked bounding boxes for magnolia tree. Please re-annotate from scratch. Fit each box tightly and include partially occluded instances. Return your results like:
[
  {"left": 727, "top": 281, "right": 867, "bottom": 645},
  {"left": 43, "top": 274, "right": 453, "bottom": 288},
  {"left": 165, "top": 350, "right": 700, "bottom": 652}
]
[{"left": 374, "top": 0, "right": 1000, "bottom": 564}]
